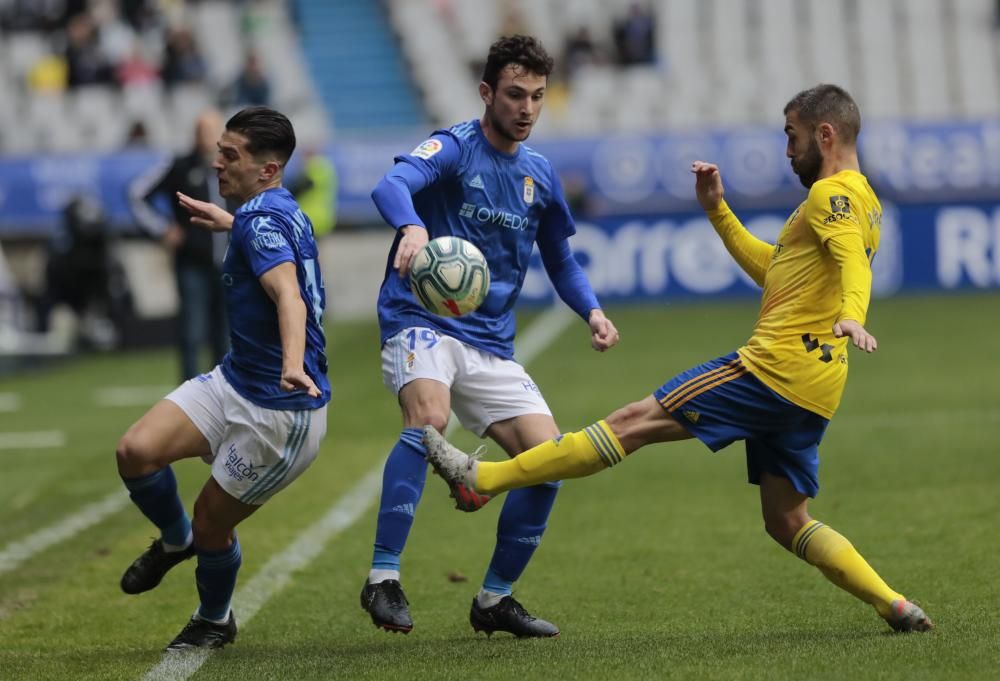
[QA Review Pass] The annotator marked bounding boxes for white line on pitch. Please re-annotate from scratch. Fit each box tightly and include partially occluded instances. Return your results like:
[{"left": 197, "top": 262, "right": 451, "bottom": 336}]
[
  {"left": 140, "top": 467, "right": 384, "bottom": 681},
  {"left": 94, "top": 386, "right": 174, "bottom": 408},
  {"left": 0, "top": 431, "right": 66, "bottom": 450},
  {"left": 0, "top": 393, "right": 20, "bottom": 412},
  {"left": 0, "top": 490, "right": 130, "bottom": 575},
  {"left": 140, "top": 305, "right": 576, "bottom": 681}
]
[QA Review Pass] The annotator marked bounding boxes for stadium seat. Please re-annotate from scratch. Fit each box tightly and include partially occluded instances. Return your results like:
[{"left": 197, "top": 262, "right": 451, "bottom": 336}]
[
  {"left": 188, "top": 0, "right": 244, "bottom": 85},
  {"left": 856, "top": 0, "right": 903, "bottom": 121},
  {"left": 953, "top": 0, "right": 1000, "bottom": 118},
  {"left": 4, "top": 33, "right": 50, "bottom": 82},
  {"left": 903, "top": 0, "right": 951, "bottom": 120},
  {"left": 71, "top": 87, "right": 123, "bottom": 150},
  {"left": 804, "top": 0, "right": 853, "bottom": 93}
]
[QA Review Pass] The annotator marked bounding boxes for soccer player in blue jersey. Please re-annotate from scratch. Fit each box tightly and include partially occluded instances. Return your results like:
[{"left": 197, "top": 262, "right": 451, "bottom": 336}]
[
  {"left": 115, "top": 107, "right": 330, "bottom": 650},
  {"left": 361, "top": 35, "right": 620, "bottom": 638}
]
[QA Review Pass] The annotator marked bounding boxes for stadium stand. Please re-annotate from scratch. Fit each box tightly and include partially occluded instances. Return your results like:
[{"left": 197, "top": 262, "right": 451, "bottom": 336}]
[
  {"left": 0, "top": 0, "right": 329, "bottom": 153},
  {"left": 3, "top": 0, "right": 998, "bottom": 150},
  {"left": 392, "top": 0, "right": 1000, "bottom": 132},
  {"left": 296, "top": 0, "right": 422, "bottom": 131}
]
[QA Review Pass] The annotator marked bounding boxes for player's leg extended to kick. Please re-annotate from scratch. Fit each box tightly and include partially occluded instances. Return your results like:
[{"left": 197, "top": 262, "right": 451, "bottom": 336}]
[
  {"left": 424, "top": 395, "right": 694, "bottom": 496},
  {"left": 362, "top": 378, "right": 452, "bottom": 634},
  {"left": 116, "top": 399, "right": 209, "bottom": 595},
  {"left": 463, "top": 414, "right": 563, "bottom": 638},
  {"left": 759, "top": 472, "right": 932, "bottom": 632}
]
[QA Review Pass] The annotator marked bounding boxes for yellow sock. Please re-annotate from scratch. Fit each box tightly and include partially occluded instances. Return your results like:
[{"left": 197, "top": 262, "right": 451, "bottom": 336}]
[
  {"left": 792, "top": 520, "right": 904, "bottom": 618},
  {"left": 476, "top": 421, "right": 625, "bottom": 495}
]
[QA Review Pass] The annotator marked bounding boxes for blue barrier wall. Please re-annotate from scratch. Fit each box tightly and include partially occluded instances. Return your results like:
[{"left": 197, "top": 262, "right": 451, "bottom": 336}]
[
  {"left": 2, "top": 121, "right": 998, "bottom": 298},
  {"left": 518, "top": 201, "right": 1000, "bottom": 304}
]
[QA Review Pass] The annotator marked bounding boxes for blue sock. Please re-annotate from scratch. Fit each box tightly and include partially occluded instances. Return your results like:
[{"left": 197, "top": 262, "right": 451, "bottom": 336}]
[
  {"left": 121, "top": 466, "right": 191, "bottom": 547},
  {"left": 371, "top": 428, "right": 428, "bottom": 571},
  {"left": 483, "top": 481, "right": 561, "bottom": 595},
  {"left": 195, "top": 535, "right": 242, "bottom": 622}
]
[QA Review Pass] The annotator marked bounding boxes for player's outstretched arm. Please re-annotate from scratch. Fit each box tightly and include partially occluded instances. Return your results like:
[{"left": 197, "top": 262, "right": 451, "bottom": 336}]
[
  {"left": 834, "top": 319, "right": 877, "bottom": 353},
  {"left": 588, "top": 309, "right": 620, "bottom": 352},
  {"left": 536, "top": 226, "right": 616, "bottom": 351},
  {"left": 691, "top": 161, "right": 772, "bottom": 286},
  {"left": 176, "top": 192, "right": 234, "bottom": 231},
  {"left": 260, "top": 262, "right": 321, "bottom": 397}
]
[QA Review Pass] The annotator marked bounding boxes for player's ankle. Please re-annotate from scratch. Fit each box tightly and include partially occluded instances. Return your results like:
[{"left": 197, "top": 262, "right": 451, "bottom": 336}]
[{"left": 368, "top": 568, "right": 401, "bottom": 584}]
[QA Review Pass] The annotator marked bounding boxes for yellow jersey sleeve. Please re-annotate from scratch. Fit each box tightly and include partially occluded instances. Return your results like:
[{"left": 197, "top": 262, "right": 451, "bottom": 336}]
[
  {"left": 706, "top": 199, "right": 773, "bottom": 287},
  {"left": 804, "top": 184, "right": 873, "bottom": 325}
]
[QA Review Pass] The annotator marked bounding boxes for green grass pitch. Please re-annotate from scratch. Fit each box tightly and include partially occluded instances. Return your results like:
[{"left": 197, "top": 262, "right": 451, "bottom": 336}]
[{"left": 1, "top": 294, "right": 998, "bottom": 680}]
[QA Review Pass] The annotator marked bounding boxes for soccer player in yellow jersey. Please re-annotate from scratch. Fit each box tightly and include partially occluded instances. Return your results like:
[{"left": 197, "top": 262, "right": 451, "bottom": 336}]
[{"left": 423, "top": 84, "right": 933, "bottom": 633}]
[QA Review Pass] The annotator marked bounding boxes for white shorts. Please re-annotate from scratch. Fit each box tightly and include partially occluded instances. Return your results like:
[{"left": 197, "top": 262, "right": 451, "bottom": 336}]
[
  {"left": 165, "top": 366, "right": 327, "bottom": 506},
  {"left": 381, "top": 327, "right": 552, "bottom": 437}
]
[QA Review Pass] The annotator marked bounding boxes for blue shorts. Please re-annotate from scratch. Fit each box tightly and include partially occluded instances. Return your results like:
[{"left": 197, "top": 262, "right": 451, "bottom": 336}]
[{"left": 653, "top": 352, "right": 829, "bottom": 497}]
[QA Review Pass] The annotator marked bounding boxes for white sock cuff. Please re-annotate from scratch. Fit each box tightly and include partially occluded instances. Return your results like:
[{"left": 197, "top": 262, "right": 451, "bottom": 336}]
[{"left": 368, "top": 569, "right": 401, "bottom": 584}]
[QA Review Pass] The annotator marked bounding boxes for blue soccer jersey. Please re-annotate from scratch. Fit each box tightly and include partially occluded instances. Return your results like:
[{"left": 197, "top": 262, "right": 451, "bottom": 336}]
[
  {"left": 221, "top": 187, "right": 330, "bottom": 410},
  {"left": 374, "top": 119, "right": 596, "bottom": 360}
]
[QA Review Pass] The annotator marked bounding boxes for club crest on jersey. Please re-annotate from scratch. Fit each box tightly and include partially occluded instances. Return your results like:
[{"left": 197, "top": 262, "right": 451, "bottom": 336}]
[
  {"left": 829, "top": 195, "right": 851, "bottom": 214},
  {"left": 522, "top": 176, "right": 535, "bottom": 204},
  {"left": 411, "top": 139, "right": 442, "bottom": 160}
]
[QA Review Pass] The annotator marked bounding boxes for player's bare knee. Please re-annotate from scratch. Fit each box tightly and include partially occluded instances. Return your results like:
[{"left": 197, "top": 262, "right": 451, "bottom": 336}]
[{"left": 115, "top": 429, "right": 159, "bottom": 476}]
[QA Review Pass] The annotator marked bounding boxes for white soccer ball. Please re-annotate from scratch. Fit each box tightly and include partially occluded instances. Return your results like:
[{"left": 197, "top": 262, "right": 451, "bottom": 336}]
[{"left": 409, "top": 236, "right": 490, "bottom": 317}]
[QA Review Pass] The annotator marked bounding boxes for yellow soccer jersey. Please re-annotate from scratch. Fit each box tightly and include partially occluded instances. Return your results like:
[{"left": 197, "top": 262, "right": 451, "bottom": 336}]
[{"left": 708, "top": 170, "right": 881, "bottom": 418}]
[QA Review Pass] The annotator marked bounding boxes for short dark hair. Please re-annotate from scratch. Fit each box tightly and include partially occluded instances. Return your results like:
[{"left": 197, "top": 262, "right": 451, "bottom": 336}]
[
  {"left": 225, "top": 106, "right": 296, "bottom": 164},
  {"left": 784, "top": 84, "right": 861, "bottom": 144},
  {"left": 481, "top": 35, "right": 554, "bottom": 90}
]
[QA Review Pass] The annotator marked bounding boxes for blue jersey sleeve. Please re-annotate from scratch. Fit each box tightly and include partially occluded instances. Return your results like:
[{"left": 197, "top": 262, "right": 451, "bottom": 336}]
[
  {"left": 371, "top": 133, "right": 462, "bottom": 230},
  {"left": 537, "top": 172, "right": 599, "bottom": 320},
  {"left": 234, "top": 211, "right": 296, "bottom": 278},
  {"left": 538, "top": 233, "right": 600, "bottom": 320}
]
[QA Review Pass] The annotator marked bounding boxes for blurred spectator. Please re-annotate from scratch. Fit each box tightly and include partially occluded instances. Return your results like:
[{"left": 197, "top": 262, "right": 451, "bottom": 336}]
[
  {"left": 65, "top": 14, "right": 113, "bottom": 87},
  {"left": 161, "top": 26, "right": 207, "bottom": 87},
  {"left": 226, "top": 52, "right": 271, "bottom": 107},
  {"left": 613, "top": 3, "right": 656, "bottom": 66},
  {"left": 121, "top": 0, "right": 159, "bottom": 32},
  {"left": 0, "top": 0, "right": 64, "bottom": 31},
  {"left": 123, "top": 119, "right": 150, "bottom": 148},
  {"left": 92, "top": 0, "right": 135, "bottom": 65},
  {"left": 27, "top": 53, "right": 69, "bottom": 93},
  {"left": 129, "top": 109, "right": 229, "bottom": 380},
  {"left": 116, "top": 40, "right": 159, "bottom": 89},
  {"left": 61, "top": 0, "right": 89, "bottom": 25},
  {"left": 560, "top": 171, "right": 595, "bottom": 220},
  {"left": 563, "top": 26, "right": 600, "bottom": 81},
  {"left": 34, "top": 194, "right": 133, "bottom": 348},
  {"left": 0, "top": 240, "right": 21, "bottom": 340},
  {"left": 498, "top": 1, "right": 528, "bottom": 37},
  {"left": 290, "top": 148, "right": 338, "bottom": 238}
]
